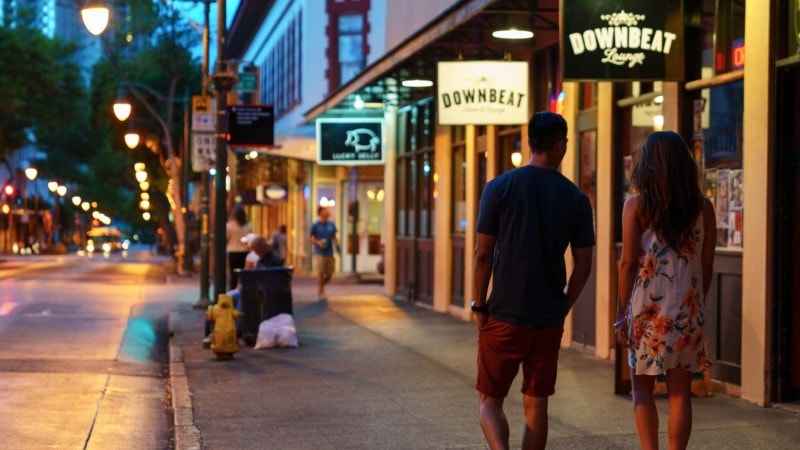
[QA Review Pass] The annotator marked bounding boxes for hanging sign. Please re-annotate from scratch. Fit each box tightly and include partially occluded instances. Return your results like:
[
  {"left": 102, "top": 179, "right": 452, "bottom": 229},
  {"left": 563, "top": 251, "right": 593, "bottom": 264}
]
[
  {"left": 228, "top": 105, "right": 274, "bottom": 147},
  {"left": 437, "top": 61, "right": 529, "bottom": 125},
  {"left": 561, "top": 0, "right": 684, "bottom": 81},
  {"left": 316, "top": 119, "right": 384, "bottom": 166}
]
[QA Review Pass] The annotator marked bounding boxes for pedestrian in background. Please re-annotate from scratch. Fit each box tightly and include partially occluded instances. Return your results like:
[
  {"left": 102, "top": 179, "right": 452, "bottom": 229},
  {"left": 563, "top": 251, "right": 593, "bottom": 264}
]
[
  {"left": 472, "top": 111, "right": 595, "bottom": 450},
  {"left": 615, "top": 131, "right": 715, "bottom": 450},
  {"left": 270, "top": 224, "right": 288, "bottom": 265},
  {"left": 309, "top": 207, "right": 340, "bottom": 300},
  {"left": 226, "top": 204, "right": 252, "bottom": 291}
]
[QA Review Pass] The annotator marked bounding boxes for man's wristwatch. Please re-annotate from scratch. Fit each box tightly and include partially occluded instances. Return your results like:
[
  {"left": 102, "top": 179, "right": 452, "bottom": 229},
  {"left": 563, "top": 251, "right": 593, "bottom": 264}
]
[{"left": 470, "top": 300, "right": 489, "bottom": 313}]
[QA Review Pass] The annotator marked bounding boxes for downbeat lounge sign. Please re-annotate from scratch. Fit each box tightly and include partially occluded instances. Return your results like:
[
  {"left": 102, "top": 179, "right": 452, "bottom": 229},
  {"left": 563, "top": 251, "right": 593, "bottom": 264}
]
[
  {"left": 561, "top": 0, "right": 684, "bottom": 81},
  {"left": 437, "top": 61, "right": 528, "bottom": 125}
]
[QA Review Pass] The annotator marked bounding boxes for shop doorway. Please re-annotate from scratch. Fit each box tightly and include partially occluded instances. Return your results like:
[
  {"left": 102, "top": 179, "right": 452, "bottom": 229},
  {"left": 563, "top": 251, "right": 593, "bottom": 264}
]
[
  {"left": 571, "top": 112, "right": 598, "bottom": 349},
  {"left": 774, "top": 63, "right": 800, "bottom": 403}
]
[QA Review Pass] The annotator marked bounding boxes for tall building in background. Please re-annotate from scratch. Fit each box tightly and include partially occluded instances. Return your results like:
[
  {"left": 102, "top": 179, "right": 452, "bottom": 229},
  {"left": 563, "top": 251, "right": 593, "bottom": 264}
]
[{"left": 2, "top": 0, "right": 102, "bottom": 82}]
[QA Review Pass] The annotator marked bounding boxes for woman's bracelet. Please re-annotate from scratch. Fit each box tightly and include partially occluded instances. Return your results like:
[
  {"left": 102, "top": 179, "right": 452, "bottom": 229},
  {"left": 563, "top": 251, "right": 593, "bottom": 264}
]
[{"left": 613, "top": 316, "right": 628, "bottom": 328}]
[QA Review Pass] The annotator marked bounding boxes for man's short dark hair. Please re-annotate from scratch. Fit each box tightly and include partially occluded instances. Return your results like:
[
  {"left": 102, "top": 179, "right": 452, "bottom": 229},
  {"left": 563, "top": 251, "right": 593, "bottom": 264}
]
[
  {"left": 251, "top": 236, "right": 268, "bottom": 248},
  {"left": 528, "top": 111, "right": 568, "bottom": 153},
  {"left": 317, "top": 206, "right": 327, "bottom": 216}
]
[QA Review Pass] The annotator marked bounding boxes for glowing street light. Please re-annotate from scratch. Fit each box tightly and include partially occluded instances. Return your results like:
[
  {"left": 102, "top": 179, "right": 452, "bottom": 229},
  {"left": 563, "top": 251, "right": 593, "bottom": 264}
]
[
  {"left": 72, "top": 196, "right": 82, "bottom": 206},
  {"left": 81, "top": 1, "right": 110, "bottom": 36},
  {"left": 135, "top": 171, "right": 148, "bottom": 183},
  {"left": 48, "top": 181, "right": 59, "bottom": 192},
  {"left": 24, "top": 167, "right": 38, "bottom": 181},
  {"left": 81, "top": 202, "right": 91, "bottom": 212},
  {"left": 124, "top": 131, "right": 140, "bottom": 149},
  {"left": 56, "top": 185, "right": 67, "bottom": 197},
  {"left": 112, "top": 89, "right": 132, "bottom": 121}
]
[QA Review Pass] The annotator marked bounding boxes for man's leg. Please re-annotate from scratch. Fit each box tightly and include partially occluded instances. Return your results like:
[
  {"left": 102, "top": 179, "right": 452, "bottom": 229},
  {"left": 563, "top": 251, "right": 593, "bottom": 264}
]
[
  {"left": 521, "top": 395, "right": 548, "bottom": 450},
  {"left": 632, "top": 372, "right": 659, "bottom": 450},
  {"left": 479, "top": 392, "right": 510, "bottom": 450},
  {"left": 665, "top": 368, "right": 692, "bottom": 450}
]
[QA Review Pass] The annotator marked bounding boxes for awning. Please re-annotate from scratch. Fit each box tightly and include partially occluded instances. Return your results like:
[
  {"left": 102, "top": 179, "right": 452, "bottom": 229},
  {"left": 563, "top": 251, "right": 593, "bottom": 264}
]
[{"left": 303, "top": 0, "right": 559, "bottom": 122}]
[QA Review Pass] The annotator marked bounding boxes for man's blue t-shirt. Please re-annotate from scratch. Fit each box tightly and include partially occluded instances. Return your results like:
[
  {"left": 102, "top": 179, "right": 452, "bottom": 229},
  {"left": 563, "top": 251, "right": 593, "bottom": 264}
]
[
  {"left": 310, "top": 220, "right": 337, "bottom": 256},
  {"left": 476, "top": 165, "right": 595, "bottom": 328}
]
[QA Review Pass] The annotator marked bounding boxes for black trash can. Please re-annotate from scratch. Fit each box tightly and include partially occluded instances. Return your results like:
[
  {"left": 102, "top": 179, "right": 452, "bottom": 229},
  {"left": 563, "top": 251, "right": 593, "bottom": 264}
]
[{"left": 236, "top": 267, "right": 294, "bottom": 345}]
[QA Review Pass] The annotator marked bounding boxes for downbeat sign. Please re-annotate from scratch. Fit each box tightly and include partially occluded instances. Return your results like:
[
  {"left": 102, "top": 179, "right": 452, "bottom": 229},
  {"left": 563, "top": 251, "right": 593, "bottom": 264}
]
[{"left": 561, "top": 0, "right": 684, "bottom": 81}]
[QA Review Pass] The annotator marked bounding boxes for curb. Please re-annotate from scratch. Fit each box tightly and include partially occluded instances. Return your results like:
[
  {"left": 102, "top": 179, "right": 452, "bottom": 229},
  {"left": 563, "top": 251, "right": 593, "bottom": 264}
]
[{"left": 168, "top": 312, "right": 202, "bottom": 450}]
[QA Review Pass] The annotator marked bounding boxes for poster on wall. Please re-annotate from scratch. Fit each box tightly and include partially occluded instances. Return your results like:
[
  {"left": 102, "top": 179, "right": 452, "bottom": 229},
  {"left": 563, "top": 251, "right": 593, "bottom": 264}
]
[
  {"left": 561, "top": 0, "right": 684, "bottom": 81},
  {"left": 437, "top": 61, "right": 529, "bottom": 125},
  {"left": 316, "top": 118, "right": 384, "bottom": 166}
]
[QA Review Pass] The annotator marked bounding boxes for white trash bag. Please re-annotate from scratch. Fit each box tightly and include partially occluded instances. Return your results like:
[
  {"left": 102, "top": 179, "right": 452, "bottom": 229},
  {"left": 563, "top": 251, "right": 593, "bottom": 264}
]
[{"left": 254, "top": 313, "right": 299, "bottom": 349}]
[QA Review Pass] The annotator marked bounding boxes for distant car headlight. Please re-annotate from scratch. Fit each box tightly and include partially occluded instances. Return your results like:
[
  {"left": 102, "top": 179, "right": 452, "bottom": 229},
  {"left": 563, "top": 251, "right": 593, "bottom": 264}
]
[{"left": 102, "top": 243, "right": 111, "bottom": 252}]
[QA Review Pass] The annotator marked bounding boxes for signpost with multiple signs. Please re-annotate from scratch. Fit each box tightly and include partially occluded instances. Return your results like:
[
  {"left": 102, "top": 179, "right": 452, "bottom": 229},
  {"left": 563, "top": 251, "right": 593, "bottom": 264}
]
[
  {"left": 316, "top": 119, "right": 384, "bottom": 166},
  {"left": 561, "top": 0, "right": 684, "bottom": 81},
  {"left": 191, "top": 95, "right": 215, "bottom": 173}
]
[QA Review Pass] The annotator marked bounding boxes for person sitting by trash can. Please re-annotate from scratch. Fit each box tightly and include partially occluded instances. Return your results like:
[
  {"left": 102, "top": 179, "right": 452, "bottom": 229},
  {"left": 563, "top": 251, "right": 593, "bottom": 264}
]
[
  {"left": 230, "top": 236, "right": 283, "bottom": 325},
  {"left": 252, "top": 235, "right": 284, "bottom": 269}
]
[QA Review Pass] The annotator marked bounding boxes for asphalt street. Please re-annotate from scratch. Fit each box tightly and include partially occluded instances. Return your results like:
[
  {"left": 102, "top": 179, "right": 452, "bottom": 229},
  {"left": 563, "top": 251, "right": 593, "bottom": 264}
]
[{"left": 0, "top": 249, "right": 183, "bottom": 449}]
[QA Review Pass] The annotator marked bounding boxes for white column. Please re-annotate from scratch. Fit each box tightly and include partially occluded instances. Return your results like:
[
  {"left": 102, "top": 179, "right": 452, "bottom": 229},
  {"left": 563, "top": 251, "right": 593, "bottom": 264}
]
[
  {"left": 462, "top": 124, "right": 477, "bottom": 321},
  {"left": 433, "top": 124, "right": 452, "bottom": 313},
  {"left": 740, "top": 1, "right": 775, "bottom": 406},
  {"left": 561, "top": 81, "right": 580, "bottom": 348},
  {"left": 595, "top": 82, "right": 616, "bottom": 359},
  {"left": 382, "top": 107, "right": 398, "bottom": 296}
]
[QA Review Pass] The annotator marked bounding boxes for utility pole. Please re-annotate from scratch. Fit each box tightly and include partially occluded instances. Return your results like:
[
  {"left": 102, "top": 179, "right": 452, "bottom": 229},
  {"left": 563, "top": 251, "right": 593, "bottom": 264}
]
[
  {"left": 211, "top": 0, "right": 236, "bottom": 299},
  {"left": 195, "top": 0, "right": 213, "bottom": 308}
]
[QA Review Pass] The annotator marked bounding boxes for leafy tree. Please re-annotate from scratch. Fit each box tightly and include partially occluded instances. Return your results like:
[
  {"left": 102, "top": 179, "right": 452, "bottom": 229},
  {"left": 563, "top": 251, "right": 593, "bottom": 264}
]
[{"left": 87, "top": 0, "right": 202, "bottom": 266}]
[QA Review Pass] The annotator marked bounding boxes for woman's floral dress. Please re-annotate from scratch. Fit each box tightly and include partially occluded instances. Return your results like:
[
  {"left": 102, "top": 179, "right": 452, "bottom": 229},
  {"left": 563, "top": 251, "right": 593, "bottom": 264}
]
[{"left": 628, "top": 214, "right": 712, "bottom": 375}]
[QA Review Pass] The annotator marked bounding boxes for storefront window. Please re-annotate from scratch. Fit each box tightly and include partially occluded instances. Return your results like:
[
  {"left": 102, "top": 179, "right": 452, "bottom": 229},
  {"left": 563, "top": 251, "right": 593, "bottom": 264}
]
[
  {"left": 715, "top": 0, "right": 746, "bottom": 74},
  {"left": 498, "top": 126, "right": 522, "bottom": 174},
  {"left": 396, "top": 99, "right": 436, "bottom": 239},
  {"left": 786, "top": 0, "right": 800, "bottom": 57},
  {"left": 699, "top": 80, "right": 744, "bottom": 248}
]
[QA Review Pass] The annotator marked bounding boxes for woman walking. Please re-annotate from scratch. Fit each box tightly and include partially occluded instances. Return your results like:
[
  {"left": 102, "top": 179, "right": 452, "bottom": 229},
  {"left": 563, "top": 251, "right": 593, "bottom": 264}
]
[
  {"left": 615, "top": 131, "right": 715, "bottom": 450},
  {"left": 226, "top": 204, "right": 252, "bottom": 291}
]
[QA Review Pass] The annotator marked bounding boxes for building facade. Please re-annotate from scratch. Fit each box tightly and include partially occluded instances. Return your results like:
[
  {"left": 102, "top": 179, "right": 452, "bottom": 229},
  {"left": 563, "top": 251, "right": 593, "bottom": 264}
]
[{"left": 228, "top": 0, "right": 800, "bottom": 407}]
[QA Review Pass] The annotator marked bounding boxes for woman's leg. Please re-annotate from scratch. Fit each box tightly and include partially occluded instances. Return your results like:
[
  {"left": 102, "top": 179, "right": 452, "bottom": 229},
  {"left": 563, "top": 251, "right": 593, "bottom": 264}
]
[
  {"left": 631, "top": 371, "right": 659, "bottom": 450},
  {"left": 665, "top": 368, "right": 693, "bottom": 450}
]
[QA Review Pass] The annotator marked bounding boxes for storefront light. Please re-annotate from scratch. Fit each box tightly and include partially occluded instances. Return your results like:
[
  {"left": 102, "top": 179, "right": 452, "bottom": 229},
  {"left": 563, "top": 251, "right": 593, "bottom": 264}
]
[
  {"left": 492, "top": 28, "right": 534, "bottom": 40},
  {"left": 402, "top": 79, "right": 433, "bottom": 88},
  {"left": 354, "top": 95, "right": 365, "bottom": 109},
  {"left": 142, "top": 211, "right": 151, "bottom": 221},
  {"left": 654, "top": 95, "right": 664, "bottom": 104},
  {"left": 376, "top": 189, "right": 385, "bottom": 202},
  {"left": 134, "top": 162, "right": 146, "bottom": 172},
  {"left": 367, "top": 189, "right": 375, "bottom": 200},
  {"left": 249, "top": 150, "right": 258, "bottom": 159},
  {"left": 511, "top": 151, "right": 523, "bottom": 167},
  {"left": 653, "top": 115, "right": 665, "bottom": 131}
]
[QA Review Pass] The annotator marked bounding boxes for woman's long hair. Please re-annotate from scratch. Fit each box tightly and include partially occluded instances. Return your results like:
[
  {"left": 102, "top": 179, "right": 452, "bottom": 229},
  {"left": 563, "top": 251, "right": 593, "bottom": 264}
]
[
  {"left": 631, "top": 131, "right": 704, "bottom": 249},
  {"left": 230, "top": 204, "right": 248, "bottom": 226}
]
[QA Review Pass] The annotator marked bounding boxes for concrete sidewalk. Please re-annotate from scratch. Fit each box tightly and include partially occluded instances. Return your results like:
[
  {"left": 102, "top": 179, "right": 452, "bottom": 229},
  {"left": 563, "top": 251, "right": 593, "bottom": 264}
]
[{"left": 168, "top": 278, "right": 799, "bottom": 449}]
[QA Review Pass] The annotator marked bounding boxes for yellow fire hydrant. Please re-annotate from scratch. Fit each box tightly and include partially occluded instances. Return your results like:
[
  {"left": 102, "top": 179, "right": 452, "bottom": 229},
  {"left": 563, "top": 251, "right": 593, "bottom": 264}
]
[{"left": 206, "top": 294, "right": 243, "bottom": 360}]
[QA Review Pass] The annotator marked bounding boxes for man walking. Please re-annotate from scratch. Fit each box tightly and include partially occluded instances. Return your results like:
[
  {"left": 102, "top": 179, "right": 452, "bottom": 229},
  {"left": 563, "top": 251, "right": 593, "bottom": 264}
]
[
  {"left": 309, "top": 207, "right": 340, "bottom": 300},
  {"left": 472, "top": 111, "right": 595, "bottom": 449}
]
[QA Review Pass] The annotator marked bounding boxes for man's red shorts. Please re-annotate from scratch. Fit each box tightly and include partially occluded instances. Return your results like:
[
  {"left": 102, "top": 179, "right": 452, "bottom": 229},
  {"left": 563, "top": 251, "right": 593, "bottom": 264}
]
[{"left": 476, "top": 317, "right": 564, "bottom": 398}]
